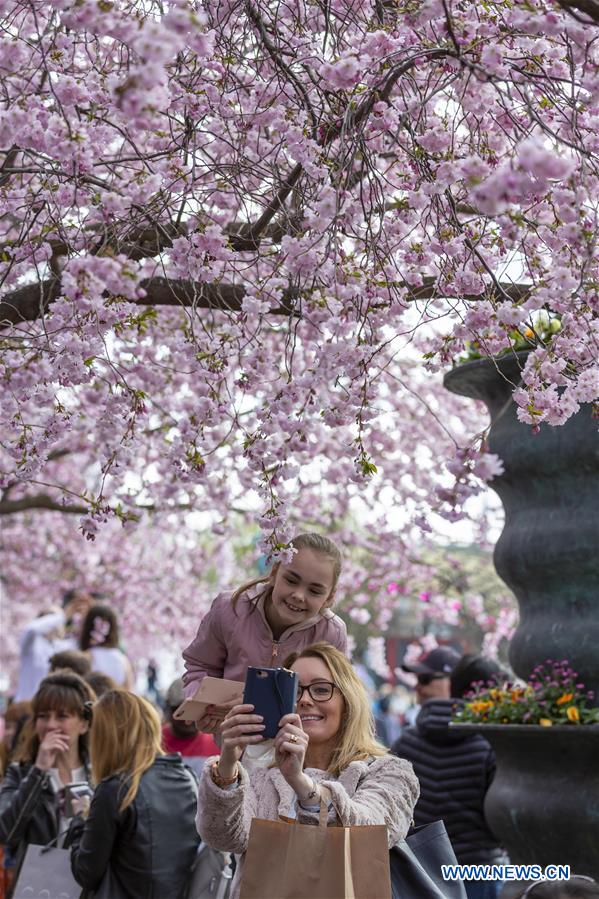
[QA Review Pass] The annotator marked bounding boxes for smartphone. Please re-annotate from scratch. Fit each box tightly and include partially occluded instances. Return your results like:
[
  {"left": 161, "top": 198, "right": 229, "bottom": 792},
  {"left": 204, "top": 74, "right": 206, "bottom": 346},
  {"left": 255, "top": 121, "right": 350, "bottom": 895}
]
[
  {"left": 64, "top": 782, "right": 93, "bottom": 817},
  {"left": 243, "top": 667, "right": 299, "bottom": 740}
]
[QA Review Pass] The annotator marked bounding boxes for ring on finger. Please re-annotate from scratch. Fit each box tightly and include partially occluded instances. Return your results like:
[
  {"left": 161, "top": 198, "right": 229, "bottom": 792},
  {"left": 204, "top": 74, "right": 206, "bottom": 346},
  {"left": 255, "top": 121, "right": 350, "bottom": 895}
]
[{"left": 288, "top": 733, "right": 299, "bottom": 743}]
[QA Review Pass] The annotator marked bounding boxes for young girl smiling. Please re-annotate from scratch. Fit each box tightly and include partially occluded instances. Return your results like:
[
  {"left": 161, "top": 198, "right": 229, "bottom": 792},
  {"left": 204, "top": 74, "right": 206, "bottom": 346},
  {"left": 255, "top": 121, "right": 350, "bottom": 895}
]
[{"left": 182, "top": 533, "right": 347, "bottom": 733}]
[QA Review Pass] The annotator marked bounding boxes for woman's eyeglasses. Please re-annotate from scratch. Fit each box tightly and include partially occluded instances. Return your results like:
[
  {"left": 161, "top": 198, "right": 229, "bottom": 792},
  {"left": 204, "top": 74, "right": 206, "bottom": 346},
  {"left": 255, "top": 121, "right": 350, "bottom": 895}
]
[{"left": 297, "top": 681, "right": 339, "bottom": 703}]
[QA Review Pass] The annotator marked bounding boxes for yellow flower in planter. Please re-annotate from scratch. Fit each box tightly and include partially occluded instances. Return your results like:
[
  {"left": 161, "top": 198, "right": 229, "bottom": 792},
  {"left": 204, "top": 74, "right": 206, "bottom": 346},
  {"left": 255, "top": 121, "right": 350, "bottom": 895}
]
[
  {"left": 556, "top": 693, "right": 574, "bottom": 705},
  {"left": 468, "top": 700, "right": 494, "bottom": 714},
  {"left": 452, "top": 660, "right": 599, "bottom": 727}
]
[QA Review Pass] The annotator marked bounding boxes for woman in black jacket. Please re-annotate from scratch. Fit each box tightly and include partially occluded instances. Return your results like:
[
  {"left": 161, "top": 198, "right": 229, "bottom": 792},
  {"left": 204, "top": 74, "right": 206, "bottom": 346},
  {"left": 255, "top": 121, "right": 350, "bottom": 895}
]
[
  {"left": 0, "top": 672, "right": 95, "bottom": 866},
  {"left": 69, "top": 690, "right": 199, "bottom": 899}
]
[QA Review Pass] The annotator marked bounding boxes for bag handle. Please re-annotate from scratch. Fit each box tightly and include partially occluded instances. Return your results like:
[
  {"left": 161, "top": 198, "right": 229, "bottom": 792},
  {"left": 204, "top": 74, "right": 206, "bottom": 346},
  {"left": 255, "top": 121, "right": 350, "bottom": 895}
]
[
  {"left": 40, "top": 828, "right": 70, "bottom": 854},
  {"left": 318, "top": 785, "right": 332, "bottom": 828}
]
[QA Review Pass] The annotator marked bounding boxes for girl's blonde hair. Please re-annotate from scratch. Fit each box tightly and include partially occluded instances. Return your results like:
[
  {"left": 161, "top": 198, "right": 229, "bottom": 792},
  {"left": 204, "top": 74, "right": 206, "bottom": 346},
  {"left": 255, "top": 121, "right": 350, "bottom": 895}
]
[
  {"left": 231, "top": 533, "right": 342, "bottom": 614},
  {"left": 283, "top": 643, "right": 387, "bottom": 777},
  {"left": 90, "top": 691, "right": 163, "bottom": 811}
]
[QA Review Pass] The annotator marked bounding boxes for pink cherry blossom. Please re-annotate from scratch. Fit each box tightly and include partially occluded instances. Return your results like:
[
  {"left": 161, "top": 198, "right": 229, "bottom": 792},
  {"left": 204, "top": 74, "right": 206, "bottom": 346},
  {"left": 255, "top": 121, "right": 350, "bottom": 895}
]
[{"left": 0, "top": 0, "right": 594, "bottom": 674}]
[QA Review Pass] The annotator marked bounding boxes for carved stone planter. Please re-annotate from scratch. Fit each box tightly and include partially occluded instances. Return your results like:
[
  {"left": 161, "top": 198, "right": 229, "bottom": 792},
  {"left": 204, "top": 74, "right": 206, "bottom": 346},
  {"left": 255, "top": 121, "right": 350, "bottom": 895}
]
[
  {"left": 444, "top": 353, "right": 599, "bottom": 872},
  {"left": 444, "top": 353, "right": 599, "bottom": 698},
  {"left": 451, "top": 724, "right": 599, "bottom": 877}
]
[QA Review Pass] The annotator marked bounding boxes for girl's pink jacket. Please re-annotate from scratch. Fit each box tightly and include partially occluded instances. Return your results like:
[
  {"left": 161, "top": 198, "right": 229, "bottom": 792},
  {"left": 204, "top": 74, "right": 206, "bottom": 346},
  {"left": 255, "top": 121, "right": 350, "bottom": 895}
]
[{"left": 182, "top": 589, "right": 348, "bottom": 698}]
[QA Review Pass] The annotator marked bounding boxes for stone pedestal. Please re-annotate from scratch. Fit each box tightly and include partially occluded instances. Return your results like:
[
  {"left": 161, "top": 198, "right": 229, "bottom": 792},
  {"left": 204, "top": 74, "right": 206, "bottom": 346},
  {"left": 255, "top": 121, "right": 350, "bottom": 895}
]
[{"left": 444, "top": 354, "right": 599, "bottom": 871}]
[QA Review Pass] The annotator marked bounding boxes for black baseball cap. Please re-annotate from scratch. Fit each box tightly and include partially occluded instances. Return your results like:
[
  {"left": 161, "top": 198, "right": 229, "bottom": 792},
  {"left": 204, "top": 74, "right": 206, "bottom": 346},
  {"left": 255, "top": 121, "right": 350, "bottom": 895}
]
[{"left": 402, "top": 646, "right": 461, "bottom": 676}]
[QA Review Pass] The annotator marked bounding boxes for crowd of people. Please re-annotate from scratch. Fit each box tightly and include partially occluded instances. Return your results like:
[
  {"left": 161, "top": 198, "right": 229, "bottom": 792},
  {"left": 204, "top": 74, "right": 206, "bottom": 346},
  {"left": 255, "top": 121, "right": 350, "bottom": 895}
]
[{"left": 1, "top": 532, "right": 597, "bottom": 899}]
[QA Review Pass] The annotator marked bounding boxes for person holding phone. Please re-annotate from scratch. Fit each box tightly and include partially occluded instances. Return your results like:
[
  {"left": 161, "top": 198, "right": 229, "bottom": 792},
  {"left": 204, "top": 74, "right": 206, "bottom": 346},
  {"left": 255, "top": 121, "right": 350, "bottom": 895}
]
[
  {"left": 181, "top": 533, "right": 348, "bottom": 736},
  {"left": 0, "top": 672, "right": 95, "bottom": 865},
  {"left": 196, "top": 643, "right": 419, "bottom": 899}
]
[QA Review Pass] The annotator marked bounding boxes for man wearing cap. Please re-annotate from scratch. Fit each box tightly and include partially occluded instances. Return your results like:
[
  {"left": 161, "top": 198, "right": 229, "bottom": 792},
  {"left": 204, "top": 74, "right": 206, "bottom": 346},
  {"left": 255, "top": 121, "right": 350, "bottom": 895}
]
[
  {"left": 406, "top": 645, "right": 460, "bottom": 701},
  {"left": 392, "top": 652, "right": 508, "bottom": 899},
  {"left": 161, "top": 678, "right": 219, "bottom": 777}
]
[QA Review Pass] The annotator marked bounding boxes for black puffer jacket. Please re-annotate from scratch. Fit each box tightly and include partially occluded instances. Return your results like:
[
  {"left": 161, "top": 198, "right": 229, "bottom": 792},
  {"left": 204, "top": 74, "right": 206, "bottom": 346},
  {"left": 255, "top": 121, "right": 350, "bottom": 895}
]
[
  {"left": 69, "top": 753, "right": 199, "bottom": 899},
  {"left": 0, "top": 760, "right": 92, "bottom": 851},
  {"left": 391, "top": 699, "right": 506, "bottom": 864}
]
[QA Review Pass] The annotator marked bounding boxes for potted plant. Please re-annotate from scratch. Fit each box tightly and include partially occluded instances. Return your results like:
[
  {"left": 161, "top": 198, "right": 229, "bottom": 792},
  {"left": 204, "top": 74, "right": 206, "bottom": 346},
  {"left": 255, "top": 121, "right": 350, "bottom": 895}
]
[
  {"left": 449, "top": 663, "right": 599, "bottom": 875},
  {"left": 452, "top": 659, "right": 599, "bottom": 728}
]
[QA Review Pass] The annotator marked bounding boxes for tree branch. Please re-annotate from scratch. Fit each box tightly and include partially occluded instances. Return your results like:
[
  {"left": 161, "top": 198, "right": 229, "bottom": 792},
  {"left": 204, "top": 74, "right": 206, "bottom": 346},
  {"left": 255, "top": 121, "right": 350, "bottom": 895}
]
[
  {"left": 0, "top": 494, "right": 89, "bottom": 515},
  {"left": 0, "top": 146, "right": 20, "bottom": 187},
  {"left": 0, "top": 276, "right": 299, "bottom": 327},
  {"left": 0, "top": 274, "right": 531, "bottom": 328}
]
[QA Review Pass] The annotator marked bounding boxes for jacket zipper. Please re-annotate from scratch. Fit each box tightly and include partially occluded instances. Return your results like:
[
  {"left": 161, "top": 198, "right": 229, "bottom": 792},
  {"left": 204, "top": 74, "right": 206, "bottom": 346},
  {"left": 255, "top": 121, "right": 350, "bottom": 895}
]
[{"left": 271, "top": 642, "right": 279, "bottom": 665}]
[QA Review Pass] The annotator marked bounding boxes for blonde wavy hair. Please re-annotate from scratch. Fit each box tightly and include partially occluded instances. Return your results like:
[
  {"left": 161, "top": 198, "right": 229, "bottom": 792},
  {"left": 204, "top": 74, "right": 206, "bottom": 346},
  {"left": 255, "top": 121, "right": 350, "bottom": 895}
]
[
  {"left": 231, "top": 533, "right": 342, "bottom": 614},
  {"left": 283, "top": 643, "right": 387, "bottom": 777},
  {"left": 90, "top": 691, "right": 163, "bottom": 811}
]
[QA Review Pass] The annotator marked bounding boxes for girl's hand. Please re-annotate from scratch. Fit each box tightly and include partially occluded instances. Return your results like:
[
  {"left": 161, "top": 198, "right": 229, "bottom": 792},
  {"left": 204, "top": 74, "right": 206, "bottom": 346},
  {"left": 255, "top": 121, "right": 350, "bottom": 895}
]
[
  {"left": 35, "top": 731, "right": 70, "bottom": 771},
  {"left": 218, "top": 704, "right": 265, "bottom": 777},
  {"left": 196, "top": 698, "right": 239, "bottom": 734},
  {"left": 274, "top": 714, "right": 308, "bottom": 787},
  {"left": 195, "top": 712, "right": 222, "bottom": 734}
]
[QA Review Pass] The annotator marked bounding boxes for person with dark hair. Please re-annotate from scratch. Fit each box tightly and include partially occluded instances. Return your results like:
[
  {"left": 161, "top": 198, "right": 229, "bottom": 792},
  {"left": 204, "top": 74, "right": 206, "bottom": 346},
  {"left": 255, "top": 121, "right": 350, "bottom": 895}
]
[
  {"left": 449, "top": 654, "right": 505, "bottom": 701},
  {"left": 0, "top": 702, "right": 31, "bottom": 781},
  {"left": 161, "top": 679, "right": 219, "bottom": 777},
  {"left": 85, "top": 671, "right": 117, "bottom": 698},
  {"left": 515, "top": 878, "right": 599, "bottom": 898},
  {"left": 79, "top": 604, "right": 135, "bottom": 689},
  {"left": 13, "top": 593, "right": 91, "bottom": 701},
  {"left": 392, "top": 654, "right": 509, "bottom": 899},
  {"left": 49, "top": 650, "right": 92, "bottom": 679},
  {"left": 0, "top": 672, "right": 95, "bottom": 868}
]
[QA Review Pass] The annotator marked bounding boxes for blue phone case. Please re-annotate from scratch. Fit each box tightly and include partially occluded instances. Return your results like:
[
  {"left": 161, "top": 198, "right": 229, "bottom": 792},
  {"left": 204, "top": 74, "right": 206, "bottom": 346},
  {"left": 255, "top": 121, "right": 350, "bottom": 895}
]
[{"left": 243, "top": 667, "right": 299, "bottom": 739}]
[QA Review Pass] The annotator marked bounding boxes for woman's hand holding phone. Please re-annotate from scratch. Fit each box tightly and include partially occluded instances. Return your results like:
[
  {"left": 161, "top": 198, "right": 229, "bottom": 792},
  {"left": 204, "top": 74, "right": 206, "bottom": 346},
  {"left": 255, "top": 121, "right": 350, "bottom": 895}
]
[
  {"left": 219, "top": 704, "right": 266, "bottom": 778},
  {"left": 274, "top": 713, "right": 308, "bottom": 786}
]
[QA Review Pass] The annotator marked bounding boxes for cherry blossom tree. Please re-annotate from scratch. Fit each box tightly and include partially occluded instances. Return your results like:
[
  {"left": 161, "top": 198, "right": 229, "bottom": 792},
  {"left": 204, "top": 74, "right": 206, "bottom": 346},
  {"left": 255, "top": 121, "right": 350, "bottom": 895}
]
[{"left": 1, "top": 0, "right": 597, "bottom": 665}]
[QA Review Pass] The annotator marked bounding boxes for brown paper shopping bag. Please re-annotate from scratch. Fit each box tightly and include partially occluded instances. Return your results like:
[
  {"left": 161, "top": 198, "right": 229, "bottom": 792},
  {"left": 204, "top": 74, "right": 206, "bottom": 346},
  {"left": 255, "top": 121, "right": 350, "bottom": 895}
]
[{"left": 239, "top": 797, "right": 391, "bottom": 899}]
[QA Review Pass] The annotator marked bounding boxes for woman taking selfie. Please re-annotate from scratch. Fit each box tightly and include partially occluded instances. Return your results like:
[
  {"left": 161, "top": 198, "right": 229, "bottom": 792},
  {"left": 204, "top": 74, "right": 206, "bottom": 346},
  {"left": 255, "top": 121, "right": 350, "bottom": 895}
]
[
  {"left": 69, "top": 690, "right": 199, "bottom": 899},
  {"left": 0, "top": 672, "right": 95, "bottom": 860},
  {"left": 196, "top": 643, "right": 419, "bottom": 898}
]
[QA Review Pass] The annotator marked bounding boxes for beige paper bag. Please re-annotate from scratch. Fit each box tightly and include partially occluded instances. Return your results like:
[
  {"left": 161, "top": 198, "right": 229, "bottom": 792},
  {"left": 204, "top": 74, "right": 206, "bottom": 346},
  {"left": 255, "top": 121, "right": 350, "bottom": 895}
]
[{"left": 239, "top": 800, "right": 391, "bottom": 899}]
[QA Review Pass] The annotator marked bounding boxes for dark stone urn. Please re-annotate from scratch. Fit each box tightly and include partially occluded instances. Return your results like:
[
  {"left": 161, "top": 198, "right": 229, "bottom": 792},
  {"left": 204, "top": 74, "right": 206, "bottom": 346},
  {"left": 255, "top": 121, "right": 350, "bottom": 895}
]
[
  {"left": 444, "top": 353, "right": 599, "bottom": 873},
  {"left": 452, "top": 724, "right": 599, "bottom": 877}
]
